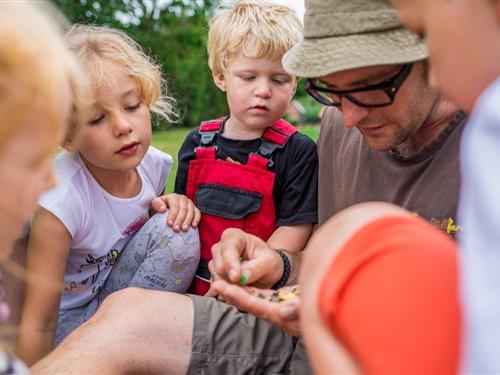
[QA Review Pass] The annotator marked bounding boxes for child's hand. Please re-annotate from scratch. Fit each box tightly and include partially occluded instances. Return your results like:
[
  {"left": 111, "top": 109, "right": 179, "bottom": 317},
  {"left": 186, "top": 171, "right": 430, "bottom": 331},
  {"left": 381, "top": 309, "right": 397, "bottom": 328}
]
[{"left": 151, "top": 194, "right": 201, "bottom": 232}]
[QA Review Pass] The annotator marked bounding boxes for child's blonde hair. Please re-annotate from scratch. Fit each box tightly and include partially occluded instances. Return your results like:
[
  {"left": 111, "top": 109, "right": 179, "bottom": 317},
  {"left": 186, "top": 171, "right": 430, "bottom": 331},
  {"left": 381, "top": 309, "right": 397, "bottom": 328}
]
[
  {"left": 208, "top": 0, "right": 303, "bottom": 75},
  {"left": 0, "top": 1, "right": 82, "bottom": 346},
  {"left": 65, "top": 25, "right": 177, "bottom": 132},
  {"left": 0, "top": 1, "right": 80, "bottom": 151}
]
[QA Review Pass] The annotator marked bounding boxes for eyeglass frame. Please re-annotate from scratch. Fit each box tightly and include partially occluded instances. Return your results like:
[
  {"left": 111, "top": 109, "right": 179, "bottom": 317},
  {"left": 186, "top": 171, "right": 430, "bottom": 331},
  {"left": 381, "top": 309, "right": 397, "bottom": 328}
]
[{"left": 305, "top": 63, "right": 414, "bottom": 108}]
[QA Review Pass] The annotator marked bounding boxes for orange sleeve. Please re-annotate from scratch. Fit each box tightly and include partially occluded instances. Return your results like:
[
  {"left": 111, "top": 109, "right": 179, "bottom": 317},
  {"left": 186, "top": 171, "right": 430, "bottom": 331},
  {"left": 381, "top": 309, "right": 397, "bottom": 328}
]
[{"left": 318, "top": 215, "right": 461, "bottom": 374}]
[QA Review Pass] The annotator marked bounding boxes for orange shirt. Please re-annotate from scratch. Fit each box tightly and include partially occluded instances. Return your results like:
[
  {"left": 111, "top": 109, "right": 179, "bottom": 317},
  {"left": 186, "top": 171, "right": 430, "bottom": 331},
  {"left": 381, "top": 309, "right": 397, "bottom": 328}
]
[{"left": 318, "top": 216, "right": 460, "bottom": 374}]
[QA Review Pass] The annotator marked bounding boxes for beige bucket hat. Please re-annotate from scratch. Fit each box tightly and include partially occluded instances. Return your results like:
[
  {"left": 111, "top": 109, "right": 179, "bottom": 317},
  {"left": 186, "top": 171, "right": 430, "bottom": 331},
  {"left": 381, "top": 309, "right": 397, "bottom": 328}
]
[{"left": 283, "top": 0, "right": 428, "bottom": 78}]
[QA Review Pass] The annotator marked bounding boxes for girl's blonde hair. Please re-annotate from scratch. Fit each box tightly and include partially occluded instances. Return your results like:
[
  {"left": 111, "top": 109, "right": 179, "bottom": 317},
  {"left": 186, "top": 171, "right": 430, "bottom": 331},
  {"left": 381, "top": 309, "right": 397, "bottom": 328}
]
[
  {"left": 0, "top": 1, "right": 81, "bottom": 347},
  {"left": 208, "top": 0, "right": 303, "bottom": 75},
  {"left": 66, "top": 25, "right": 177, "bottom": 133},
  {"left": 0, "top": 1, "right": 80, "bottom": 151}
]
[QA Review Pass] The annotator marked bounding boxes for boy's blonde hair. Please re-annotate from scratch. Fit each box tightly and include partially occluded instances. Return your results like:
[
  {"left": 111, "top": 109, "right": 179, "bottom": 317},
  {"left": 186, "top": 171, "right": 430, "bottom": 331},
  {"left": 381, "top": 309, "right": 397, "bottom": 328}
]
[
  {"left": 66, "top": 25, "right": 177, "bottom": 132},
  {"left": 208, "top": 1, "right": 303, "bottom": 75},
  {"left": 0, "top": 2, "right": 80, "bottom": 151}
]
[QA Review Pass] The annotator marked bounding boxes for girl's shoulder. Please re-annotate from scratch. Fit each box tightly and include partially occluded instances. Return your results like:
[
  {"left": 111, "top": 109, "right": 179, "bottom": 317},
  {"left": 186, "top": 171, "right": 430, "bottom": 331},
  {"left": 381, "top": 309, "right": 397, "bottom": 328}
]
[
  {"left": 53, "top": 149, "right": 85, "bottom": 176},
  {"left": 138, "top": 146, "right": 174, "bottom": 194},
  {"left": 39, "top": 151, "right": 90, "bottom": 210},
  {"left": 142, "top": 146, "right": 174, "bottom": 168},
  {"left": 140, "top": 146, "right": 173, "bottom": 174}
]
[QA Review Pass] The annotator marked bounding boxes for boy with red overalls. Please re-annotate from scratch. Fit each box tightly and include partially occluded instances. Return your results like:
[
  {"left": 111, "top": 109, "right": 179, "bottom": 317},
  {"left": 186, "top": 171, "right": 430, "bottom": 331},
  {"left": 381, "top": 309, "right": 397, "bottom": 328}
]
[{"left": 175, "top": 1, "right": 318, "bottom": 295}]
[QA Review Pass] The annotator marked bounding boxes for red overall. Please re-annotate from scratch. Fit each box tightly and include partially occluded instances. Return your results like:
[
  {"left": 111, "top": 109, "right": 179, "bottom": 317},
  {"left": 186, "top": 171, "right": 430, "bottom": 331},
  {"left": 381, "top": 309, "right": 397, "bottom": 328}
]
[{"left": 186, "top": 117, "right": 297, "bottom": 295}]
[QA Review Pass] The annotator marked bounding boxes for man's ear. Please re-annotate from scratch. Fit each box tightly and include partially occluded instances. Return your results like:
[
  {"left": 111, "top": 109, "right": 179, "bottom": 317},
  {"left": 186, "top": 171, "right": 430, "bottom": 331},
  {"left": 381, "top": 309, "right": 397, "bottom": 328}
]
[{"left": 212, "top": 72, "right": 227, "bottom": 92}]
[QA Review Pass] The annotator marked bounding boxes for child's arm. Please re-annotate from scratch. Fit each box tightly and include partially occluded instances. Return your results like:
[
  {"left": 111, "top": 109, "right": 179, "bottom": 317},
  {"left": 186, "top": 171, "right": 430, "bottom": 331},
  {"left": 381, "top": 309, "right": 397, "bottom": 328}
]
[
  {"left": 266, "top": 224, "right": 313, "bottom": 253},
  {"left": 16, "top": 207, "right": 72, "bottom": 366}
]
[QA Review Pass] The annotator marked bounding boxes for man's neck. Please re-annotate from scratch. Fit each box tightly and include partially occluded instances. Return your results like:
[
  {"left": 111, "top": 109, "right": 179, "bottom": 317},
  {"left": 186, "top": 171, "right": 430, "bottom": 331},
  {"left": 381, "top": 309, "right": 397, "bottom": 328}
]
[{"left": 393, "top": 98, "right": 460, "bottom": 158}]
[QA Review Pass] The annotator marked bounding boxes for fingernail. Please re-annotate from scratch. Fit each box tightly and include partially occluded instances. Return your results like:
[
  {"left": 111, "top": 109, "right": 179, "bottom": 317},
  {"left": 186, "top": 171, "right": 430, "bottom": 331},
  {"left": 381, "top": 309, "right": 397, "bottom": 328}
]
[
  {"left": 229, "top": 269, "right": 238, "bottom": 282},
  {"left": 239, "top": 273, "right": 248, "bottom": 285}
]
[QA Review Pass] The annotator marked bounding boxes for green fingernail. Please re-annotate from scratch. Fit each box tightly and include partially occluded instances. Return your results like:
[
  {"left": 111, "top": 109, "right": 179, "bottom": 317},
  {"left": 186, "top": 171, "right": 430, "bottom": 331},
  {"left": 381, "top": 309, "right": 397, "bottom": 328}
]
[{"left": 240, "top": 273, "right": 248, "bottom": 285}]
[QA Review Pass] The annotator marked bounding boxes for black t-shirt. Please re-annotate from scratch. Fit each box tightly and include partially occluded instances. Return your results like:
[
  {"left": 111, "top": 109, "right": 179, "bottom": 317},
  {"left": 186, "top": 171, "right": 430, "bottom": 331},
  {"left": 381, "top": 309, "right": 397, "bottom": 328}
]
[{"left": 175, "top": 124, "right": 318, "bottom": 226}]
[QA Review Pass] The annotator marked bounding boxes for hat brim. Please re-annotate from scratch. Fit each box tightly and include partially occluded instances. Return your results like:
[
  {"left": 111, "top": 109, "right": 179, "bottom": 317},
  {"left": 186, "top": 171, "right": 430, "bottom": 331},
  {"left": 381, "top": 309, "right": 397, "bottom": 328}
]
[{"left": 283, "top": 28, "right": 428, "bottom": 78}]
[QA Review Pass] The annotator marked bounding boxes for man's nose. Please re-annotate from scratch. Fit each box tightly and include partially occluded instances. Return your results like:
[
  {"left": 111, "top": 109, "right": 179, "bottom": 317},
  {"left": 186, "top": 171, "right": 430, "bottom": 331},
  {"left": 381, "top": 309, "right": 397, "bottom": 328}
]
[{"left": 340, "top": 98, "right": 370, "bottom": 128}]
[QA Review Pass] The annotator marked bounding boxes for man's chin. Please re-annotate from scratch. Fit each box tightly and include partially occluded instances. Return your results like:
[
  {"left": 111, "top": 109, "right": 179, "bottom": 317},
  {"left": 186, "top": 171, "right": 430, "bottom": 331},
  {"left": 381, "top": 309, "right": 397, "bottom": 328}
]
[{"left": 363, "top": 136, "right": 392, "bottom": 151}]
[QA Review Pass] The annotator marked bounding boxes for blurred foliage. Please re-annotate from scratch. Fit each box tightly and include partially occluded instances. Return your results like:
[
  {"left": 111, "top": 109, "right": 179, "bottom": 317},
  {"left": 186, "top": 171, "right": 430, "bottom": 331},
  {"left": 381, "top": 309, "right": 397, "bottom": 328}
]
[
  {"left": 51, "top": 0, "right": 228, "bottom": 130},
  {"left": 300, "top": 91, "right": 322, "bottom": 124},
  {"left": 51, "top": 0, "right": 312, "bottom": 130}
]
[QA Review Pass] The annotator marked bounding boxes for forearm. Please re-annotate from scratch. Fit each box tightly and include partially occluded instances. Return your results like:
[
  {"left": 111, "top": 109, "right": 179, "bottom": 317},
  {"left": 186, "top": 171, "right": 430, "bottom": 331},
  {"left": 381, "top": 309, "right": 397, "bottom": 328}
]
[
  {"left": 266, "top": 224, "right": 313, "bottom": 253},
  {"left": 266, "top": 225, "right": 310, "bottom": 286},
  {"left": 303, "top": 317, "right": 361, "bottom": 374},
  {"left": 16, "top": 324, "right": 56, "bottom": 366},
  {"left": 16, "top": 275, "right": 61, "bottom": 365},
  {"left": 16, "top": 208, "right": 70, "bottom": 365}
]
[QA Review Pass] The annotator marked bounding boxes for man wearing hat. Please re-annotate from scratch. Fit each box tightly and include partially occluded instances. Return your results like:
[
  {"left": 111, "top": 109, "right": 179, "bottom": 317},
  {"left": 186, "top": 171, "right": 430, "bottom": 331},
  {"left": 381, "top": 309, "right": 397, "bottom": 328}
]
[
  {"left": 285, "top": 0, "right": 464, "bottom": 231},
  {"left": 34, "top": 0, "right": 464, "bottom": 374}
]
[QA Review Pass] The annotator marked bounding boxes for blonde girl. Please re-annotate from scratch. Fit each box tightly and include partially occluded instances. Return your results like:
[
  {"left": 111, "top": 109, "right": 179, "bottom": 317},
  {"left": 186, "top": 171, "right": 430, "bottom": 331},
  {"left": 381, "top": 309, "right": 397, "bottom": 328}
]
[
  {"left": 0, "top": 1, "right": 78, "bottom": 372},
  {"left": 16, "top": 25, "right": 201, "bottom": 365}
]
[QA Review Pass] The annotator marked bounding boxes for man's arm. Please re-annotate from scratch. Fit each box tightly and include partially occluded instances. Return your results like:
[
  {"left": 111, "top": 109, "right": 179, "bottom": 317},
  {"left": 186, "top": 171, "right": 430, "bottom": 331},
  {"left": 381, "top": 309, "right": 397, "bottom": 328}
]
[
  {"left": 210, "top": 228, "right": 303, "bottom": 288},
  {"left": 265, "top": 224, "right": 311, "bottom": 285}
]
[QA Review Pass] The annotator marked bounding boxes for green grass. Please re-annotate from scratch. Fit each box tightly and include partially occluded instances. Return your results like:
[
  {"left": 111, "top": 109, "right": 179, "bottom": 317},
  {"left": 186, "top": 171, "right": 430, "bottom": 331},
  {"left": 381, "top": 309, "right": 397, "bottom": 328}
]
[
  {"left": 298, "top": 123, "right": 320, "bottom": 140},
  {"left": 152, "top": 123, "right": 320, "bottom": 193}
]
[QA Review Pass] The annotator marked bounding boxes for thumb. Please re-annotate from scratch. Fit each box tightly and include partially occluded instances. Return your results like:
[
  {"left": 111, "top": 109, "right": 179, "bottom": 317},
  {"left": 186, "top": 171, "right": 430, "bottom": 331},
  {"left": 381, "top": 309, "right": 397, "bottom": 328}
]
[{"left": 151, "top": 197, "right": 167, "bottom": 213}]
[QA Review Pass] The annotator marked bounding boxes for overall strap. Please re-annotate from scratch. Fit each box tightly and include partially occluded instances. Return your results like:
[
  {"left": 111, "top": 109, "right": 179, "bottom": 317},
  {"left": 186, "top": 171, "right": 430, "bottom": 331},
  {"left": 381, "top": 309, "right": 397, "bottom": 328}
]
[
  {"left": 195, "top": 117, "right": 225, "bottom": 159},
  {"left": 198, "top": 117, "right": 225, "bottom": 147},
  {"left": 251, "top": 119, "right": 298, "bottom": 167},
  {"left": 262, "top": 118, "right": 298, "bottom": 146}
]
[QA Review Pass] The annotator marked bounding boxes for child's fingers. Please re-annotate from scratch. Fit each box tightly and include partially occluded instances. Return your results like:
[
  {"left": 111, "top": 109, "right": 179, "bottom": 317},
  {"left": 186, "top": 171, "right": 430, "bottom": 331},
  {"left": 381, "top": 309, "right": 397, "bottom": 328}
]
[
  {"left": 192, "top": 207, "right": 201, "bottom": 227},
  {"left": 180, "top": 200, "right": 195, "bottom": 231},
  {"left": 150, "top": 197, "right": 167, "bottom": 213},
  {"left": 165, "top": 197, "right": 181, "bottom": 230},
  {"left": 171, "top": 199, "right": 188, "bottom": 232}
]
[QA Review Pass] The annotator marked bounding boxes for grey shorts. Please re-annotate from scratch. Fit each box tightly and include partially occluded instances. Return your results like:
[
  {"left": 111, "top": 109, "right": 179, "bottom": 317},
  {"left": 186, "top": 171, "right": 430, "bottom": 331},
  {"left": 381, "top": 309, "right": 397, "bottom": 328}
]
[{"left": 187, "top": 295, "right": 312, "bottom": 375}]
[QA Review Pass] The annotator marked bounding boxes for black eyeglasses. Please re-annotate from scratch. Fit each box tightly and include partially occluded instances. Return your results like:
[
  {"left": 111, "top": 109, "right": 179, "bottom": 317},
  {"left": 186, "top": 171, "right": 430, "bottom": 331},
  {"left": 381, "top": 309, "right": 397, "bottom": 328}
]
[{"left": 306, "top": 63, "right": 414, "bottom": 108}]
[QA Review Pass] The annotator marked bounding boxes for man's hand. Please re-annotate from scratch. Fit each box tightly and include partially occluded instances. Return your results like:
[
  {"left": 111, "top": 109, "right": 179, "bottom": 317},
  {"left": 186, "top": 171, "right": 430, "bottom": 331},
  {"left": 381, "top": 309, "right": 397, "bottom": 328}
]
[
  {"left": 150, "top": 193, "right": 201, "bottom": 232},
  {"left": 210, "top": 228, "right": 283, "bottom": 289},
  {"left": 211, "top": 280, "right": 302, "bottom": 337}
]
